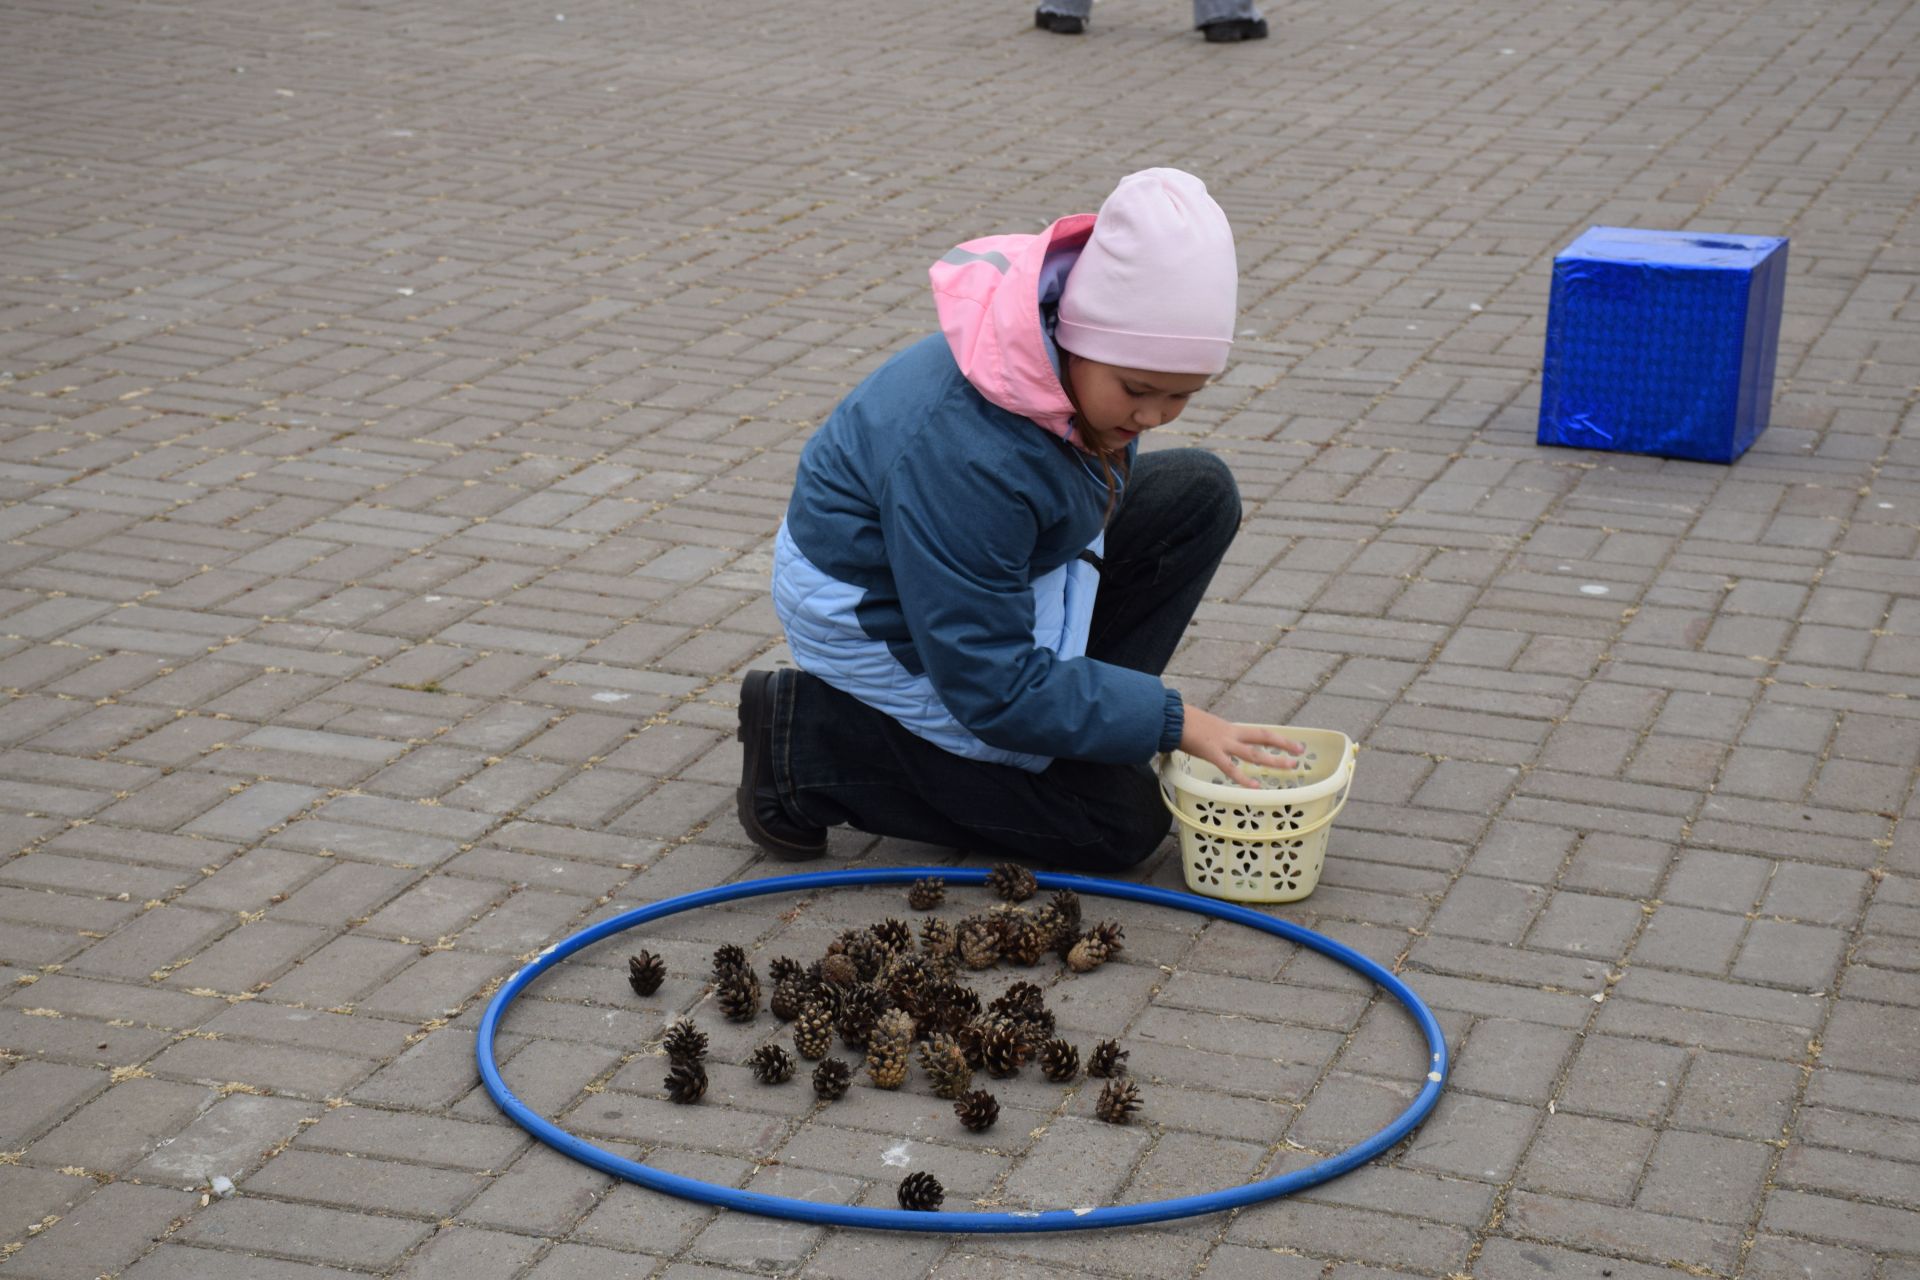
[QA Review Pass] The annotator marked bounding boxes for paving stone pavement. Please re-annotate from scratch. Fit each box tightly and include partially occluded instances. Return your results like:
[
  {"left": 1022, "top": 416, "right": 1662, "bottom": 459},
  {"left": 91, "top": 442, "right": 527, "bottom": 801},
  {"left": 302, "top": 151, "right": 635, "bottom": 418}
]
[{"left": 1, "top": 0, "right": 1917, "bottom": 1275}]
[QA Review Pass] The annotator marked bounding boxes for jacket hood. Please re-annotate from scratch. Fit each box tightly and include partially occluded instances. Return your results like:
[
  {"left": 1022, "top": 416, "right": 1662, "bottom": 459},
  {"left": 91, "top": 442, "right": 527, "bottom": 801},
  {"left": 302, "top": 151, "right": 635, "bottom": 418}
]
[{"left": 929, "top": 213, "right": 1094, "bottom": 447}]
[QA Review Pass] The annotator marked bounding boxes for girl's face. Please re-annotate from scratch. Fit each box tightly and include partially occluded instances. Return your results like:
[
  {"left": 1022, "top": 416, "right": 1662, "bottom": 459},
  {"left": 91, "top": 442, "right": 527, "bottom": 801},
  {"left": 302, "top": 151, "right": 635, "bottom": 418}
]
[{"left": 1063, "top": 355, "right": 1210, "bottom": 454}]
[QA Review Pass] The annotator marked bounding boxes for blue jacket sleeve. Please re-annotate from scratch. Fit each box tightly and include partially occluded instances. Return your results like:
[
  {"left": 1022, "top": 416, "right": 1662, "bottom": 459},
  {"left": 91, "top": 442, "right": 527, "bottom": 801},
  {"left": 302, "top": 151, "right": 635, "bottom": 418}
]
[{"left": 877, "top": 443, "right": 1180, "bottom": 764}]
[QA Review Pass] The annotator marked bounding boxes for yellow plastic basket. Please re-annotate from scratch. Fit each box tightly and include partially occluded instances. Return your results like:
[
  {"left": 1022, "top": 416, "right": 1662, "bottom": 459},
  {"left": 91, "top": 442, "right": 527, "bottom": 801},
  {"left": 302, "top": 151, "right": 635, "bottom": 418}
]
[{"left": 1158, "top": 725, "right": 1357, "bottom": 903}]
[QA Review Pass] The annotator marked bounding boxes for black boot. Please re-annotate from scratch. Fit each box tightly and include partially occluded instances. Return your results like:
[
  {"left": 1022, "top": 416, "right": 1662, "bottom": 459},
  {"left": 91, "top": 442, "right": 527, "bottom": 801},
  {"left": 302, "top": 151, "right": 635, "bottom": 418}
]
[
  {"left": 736, "top": 670, "right": 828, "bottom": 860},
  {"left": 1035, "top": 8, "right": 1086, "bottom": 33},
  {"left": 1201, "top": 16, "right": 1268, "bottom": 41}
]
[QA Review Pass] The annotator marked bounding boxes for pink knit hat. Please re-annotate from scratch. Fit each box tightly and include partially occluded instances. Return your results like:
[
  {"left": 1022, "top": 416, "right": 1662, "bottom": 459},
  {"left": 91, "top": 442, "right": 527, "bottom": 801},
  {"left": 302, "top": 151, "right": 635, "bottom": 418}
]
[{"left": 1055, "top": 168, "right": 1238, "bottom": 375}]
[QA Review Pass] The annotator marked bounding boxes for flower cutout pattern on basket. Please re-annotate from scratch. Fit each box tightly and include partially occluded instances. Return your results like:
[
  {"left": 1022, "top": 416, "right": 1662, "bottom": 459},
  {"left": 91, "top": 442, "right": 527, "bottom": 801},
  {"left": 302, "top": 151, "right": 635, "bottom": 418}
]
[
  {"left": 1230, "top": 842, "right": 1267, "bottom": 888},
  {"left": 1271, "top": 839, "right": 1307, "bottom": 892},
  {"left": 1193, "top": 798, "right": 1229, "bottom": 829},
  {"left": 1190, "top": 833, "right": 1229, "bottom": 888}
]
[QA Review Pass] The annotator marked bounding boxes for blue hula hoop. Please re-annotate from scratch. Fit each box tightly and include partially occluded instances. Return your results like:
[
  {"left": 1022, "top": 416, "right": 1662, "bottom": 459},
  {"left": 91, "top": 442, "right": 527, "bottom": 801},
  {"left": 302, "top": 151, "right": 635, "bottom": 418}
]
[{"left": 477, "top": 867, "right": 1448, "bottom": 1233}]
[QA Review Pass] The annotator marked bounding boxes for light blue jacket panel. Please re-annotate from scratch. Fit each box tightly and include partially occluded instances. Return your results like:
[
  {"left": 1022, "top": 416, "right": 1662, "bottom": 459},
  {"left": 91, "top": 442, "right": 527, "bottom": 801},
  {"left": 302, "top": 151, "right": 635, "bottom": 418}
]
[{"left": 775, "top": 521, "right": 1104, "bottom": 770}]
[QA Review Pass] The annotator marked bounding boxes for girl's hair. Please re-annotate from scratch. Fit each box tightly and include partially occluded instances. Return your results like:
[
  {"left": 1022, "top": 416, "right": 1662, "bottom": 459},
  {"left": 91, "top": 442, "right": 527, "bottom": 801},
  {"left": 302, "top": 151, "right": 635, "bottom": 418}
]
[
  {"left": 1062, "top": 352, "right": 1129, "bottom": 525},
  {"left": 1090, "top": 441, "right": 1129, "bottom": 527}
]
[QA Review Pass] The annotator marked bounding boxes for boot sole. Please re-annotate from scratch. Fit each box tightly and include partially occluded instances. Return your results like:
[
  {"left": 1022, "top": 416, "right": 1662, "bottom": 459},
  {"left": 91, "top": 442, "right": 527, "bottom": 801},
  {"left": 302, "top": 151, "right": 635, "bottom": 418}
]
[{"left": 1203, "top": 20, "right": 1268, "bottom": 41}]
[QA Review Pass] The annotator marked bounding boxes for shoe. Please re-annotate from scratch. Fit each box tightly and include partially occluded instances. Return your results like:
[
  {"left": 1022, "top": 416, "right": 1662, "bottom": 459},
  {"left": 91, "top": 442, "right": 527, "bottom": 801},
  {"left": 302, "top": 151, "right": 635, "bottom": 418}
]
[
  {"left": 737, "top": 670, "right": 828, "bottom": 860},
  {"left": 1035, "top": 8, "right": 1086, "bottom": 33},
  {"left": 1201, "top": 16, "right": 1268, "bottom": 41}
]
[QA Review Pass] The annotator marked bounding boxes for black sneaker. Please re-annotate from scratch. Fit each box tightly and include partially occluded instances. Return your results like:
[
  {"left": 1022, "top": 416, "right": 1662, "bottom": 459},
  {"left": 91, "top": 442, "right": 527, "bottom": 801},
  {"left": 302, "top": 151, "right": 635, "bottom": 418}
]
[
  {"left": 1035, "top": 8, "right": 1086, "bottom": 33},
  {"left": 1201, "top": 16, "right": 1268, "bottom": 41},
  {"left": 737, "top": 670, "right": 828, "bottom": 861}
]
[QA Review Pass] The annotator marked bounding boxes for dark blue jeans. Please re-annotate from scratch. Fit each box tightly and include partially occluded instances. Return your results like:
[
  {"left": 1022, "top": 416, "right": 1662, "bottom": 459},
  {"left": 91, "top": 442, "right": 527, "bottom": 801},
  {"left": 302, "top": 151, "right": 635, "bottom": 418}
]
[{"left": 770, "top": 448, "right": 1240, "bottom": 872}]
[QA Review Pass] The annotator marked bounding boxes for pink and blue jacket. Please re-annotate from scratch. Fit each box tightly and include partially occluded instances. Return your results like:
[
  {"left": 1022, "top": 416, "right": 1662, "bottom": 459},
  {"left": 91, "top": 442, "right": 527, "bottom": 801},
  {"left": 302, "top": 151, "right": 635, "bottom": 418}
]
[{"left": 771, "top": 216, "right": 1185, "bottom": 771}]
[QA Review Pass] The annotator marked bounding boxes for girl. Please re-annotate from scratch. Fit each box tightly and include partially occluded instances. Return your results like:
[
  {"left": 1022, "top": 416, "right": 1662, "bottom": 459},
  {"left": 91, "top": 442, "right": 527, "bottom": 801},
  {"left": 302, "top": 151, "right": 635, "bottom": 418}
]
[{"left": 738, "top": 169, "right": 1303, "bottom": 871}]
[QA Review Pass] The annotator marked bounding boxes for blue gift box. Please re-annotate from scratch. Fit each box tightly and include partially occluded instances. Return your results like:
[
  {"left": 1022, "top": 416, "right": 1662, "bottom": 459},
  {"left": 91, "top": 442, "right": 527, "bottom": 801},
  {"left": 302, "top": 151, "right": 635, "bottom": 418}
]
[{"left": 1538, "top": 227, "right": 1788, "bottom": 464}]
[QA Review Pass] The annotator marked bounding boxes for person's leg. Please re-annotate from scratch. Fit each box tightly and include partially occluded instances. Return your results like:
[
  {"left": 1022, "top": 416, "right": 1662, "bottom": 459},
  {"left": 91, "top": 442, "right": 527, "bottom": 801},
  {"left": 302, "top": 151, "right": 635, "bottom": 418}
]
[
  {"left": 738, "top": 669, "right": 828, "bottom": 859},
  {"left": 1193, "top": 0, "right": 1267, "bottom": 39},
  {"left": 1086, "top": 448, "right": 1242, "bottom": 677},
  {"left": 769, "top": 669, "right": 1169, "bottom": 872}
]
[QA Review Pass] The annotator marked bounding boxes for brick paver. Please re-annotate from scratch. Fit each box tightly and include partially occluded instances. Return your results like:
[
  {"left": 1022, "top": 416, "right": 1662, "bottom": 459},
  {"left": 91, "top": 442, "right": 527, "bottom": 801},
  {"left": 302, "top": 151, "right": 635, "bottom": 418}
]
[{"left": 2, "top": 0, "right": 1917, "bottom": 1275}]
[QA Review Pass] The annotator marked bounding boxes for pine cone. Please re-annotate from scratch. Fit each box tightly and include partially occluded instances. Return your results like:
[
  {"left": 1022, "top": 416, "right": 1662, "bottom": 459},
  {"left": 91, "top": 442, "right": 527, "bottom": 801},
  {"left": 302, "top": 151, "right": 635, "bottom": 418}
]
[
  {"left": 820, "top": 952, "right": 858, "bottom": 988},
  {"left": 986, "top": 861, "right": 1038, "bottom": 902},
  {"left": 664, "top": 1058, "right": 707, "bottom": 1104},
  {"left": 1086, "top": 1038, "right": 1128, "bottom": 1078},
  {"left": 955, "top": 1018, "right": 988, "bottom": 1069},
  {"left": 1095, "top": 1078, "right": 1142, "bottom": 1124},
  {"left": 715, "top": 969, "right": 762, "bottom": 1022},
  {"left": 1089, "top": 920, "right": 1124, "bottom": 954},
  {"left": 661, "top": 1020, "right": 707, "bottom": 1064},
  {"left": 954, "top": 1088, "right": 999, "bottom": 1132},
  {"left": 770, "top": 975, "right": 811, "bottom": 1022},
  {"left": 920, "top": 916, "right": 956, "bottom": 964},
  {"left": 1034, "top": 905, "right": 1073, "bottom": 956},
  {"left": 627, "top": 951, "right": 664, "bottom": 997},
  {"left": 881, "top": 951, "right": 932, "bottom": 998},
  {"left": 812, "top": 1056, "right": 852, "bottom": 1101},
  {"left": 845, "top": 934, "right": 889, "bottom": 982},
  {"left": 956, "top": 915, "right": 1001, "bottom": 970},
  {"left": 792, "top": 1000, "right": 834, "bottom": 1060},
  {"left": 864, "top": 1009, "right": 915, "bottom": 1089},
  {"left": 980, "top": 1019, "right": 1029, "bottom": 1079},
  {"left": 1025, "top": 1007, "right": 1058, "bottom": 1041},
  {"left": 1038, "top": 1038, "right": 1079, "bottom": 1082},
  {"left": 907, "top": 877, "right": 946, "bottom": 911},
  {"left": 928, "top": 981, "right": 980, "bottom": 1036},
  {"left": 1001, "top": 917, "right": 1047, "bottom": 966},
  {"left": 988, "top": 983, "right": 1054, "bottom": 1042},
  {"left": 1066, "top": 932, "right": 1110, "bottom": 973},
  {"left": 897, "top": 1170, "right": 944, "bottom": 1212},
  {"left": 987, "top": 901, "right": 1032, "bottom": 930},
  {"left": 917, "top": 1033, "right": 974, "bottom": 1100},
  {"left": 748, "top": 1043, "right": 795, "bottom": 1084},
  {"left": 836, "top": 982, "right": 888, "bottom": 1050},
  {"left": 1049, "top": 889, "right": 1083, "bottom": 933},
  {"left": 808, "top": 979, "right": 845, "bottom": 1023},
  {"left": 989, "top": 981, "right": 1046, "bottom": 1020},
  {"left": 711, "top": 943, "right": 748, "bottom": 980},
  {"left": 870, "top": 918, "right": 914, "bottom": 954},
  {"left": 768, "top": 956, "right": 805, "bottom": 987}
]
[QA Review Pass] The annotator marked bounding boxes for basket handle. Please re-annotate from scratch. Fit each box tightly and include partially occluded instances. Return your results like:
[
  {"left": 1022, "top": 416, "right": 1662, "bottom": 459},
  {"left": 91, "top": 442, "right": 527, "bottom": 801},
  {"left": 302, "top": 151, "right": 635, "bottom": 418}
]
[{"left": 1160, "top": 744, "right": 1357, "bottom": 844}]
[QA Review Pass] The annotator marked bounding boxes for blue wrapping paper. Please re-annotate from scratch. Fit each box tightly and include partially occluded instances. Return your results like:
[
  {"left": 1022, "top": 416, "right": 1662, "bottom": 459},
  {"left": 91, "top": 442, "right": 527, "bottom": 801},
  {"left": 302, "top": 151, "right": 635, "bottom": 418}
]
[{"left": 1539, "top": 227, "right": 1788, "bottom": 464}]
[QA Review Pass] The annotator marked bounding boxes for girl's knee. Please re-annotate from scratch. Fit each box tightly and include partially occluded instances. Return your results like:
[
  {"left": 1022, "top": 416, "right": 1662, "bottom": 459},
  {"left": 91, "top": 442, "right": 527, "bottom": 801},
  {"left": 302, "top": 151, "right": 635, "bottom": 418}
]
[
  {"left": 1048, "top": 817, "right": 1167, "bottom": 873},
  {"left": 1193, "top": 450, "right": 1242, "bottom": 531},
  {"left": 1112, "top": 812, "right": 1173, "bottom": 868},
  {"left": 1107, "top": 778, "right": 1174, "bottom": 866},
  {"left": 1159, "top": 449, "right": 1241, "bottom": 536}
]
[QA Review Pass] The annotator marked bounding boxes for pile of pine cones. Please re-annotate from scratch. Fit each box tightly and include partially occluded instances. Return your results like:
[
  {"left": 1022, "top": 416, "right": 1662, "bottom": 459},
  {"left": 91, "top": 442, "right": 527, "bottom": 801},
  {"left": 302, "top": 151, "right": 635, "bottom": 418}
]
[{"left": 625, "top": 865, "right": 1146, "bottom": 1211}]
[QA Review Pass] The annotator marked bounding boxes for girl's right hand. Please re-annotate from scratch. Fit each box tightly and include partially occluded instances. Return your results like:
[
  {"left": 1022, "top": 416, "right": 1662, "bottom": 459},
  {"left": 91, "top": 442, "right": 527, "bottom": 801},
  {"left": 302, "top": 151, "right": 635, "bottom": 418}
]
[{"left": 1177, "top": 706, "right": 1306, "bottom": 789}]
